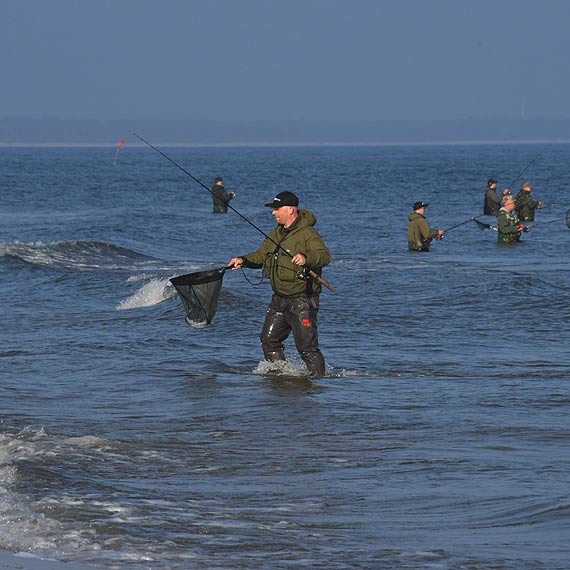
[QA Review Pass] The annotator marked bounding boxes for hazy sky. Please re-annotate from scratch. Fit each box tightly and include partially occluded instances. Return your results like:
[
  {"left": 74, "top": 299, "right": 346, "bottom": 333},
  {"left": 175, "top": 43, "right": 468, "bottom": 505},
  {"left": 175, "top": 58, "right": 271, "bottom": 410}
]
[{"left": 2, "top": 0, "right": 569, "bottom": 121}]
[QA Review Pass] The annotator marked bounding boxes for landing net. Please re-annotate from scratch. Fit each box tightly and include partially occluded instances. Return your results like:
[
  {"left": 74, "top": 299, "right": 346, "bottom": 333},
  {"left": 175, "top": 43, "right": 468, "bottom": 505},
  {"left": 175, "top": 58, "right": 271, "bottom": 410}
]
[{"left": 170, "top": 267, "right": 227, "bottom": 328}]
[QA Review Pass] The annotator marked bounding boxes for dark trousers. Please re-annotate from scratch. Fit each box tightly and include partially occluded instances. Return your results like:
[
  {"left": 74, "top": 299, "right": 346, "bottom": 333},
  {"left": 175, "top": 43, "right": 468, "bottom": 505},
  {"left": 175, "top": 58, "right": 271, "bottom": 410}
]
[{"left": 260, "top": 294, "right": 325, "bottom": 377}]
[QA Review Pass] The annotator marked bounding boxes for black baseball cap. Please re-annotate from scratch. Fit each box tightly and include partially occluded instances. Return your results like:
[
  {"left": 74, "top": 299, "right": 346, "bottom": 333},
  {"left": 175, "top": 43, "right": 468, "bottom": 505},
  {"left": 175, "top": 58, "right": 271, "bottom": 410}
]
[
  {"left": 413, "top": 201, "right": 428, "bottom": 210},
  {"left": 487, "top": 178, "right": 497, "bottom": 186},
  {"left": 264, "top": 191, "right": 299, "bottom": 208}
]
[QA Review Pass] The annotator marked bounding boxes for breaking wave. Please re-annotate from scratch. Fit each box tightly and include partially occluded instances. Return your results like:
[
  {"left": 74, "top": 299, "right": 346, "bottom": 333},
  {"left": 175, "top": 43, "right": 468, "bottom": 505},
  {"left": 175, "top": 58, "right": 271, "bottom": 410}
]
[{"left": 0, "top": 240, "right": 153, "bottom": 271}]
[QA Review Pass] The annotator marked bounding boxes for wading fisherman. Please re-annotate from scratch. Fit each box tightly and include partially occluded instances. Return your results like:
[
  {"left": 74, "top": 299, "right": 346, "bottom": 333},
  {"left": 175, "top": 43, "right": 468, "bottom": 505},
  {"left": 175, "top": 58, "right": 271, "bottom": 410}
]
[
  {"left": 408, "top": 201, "right": 444, "bottom": 252},
  {"left": 483, "top": 178, "right": 510, "bottom": 216},
  {"left": 228, "top": 191, "right": 331, "bottom": 378},
  {"left": 497, "top": 195, "right": 529, "bottom": 244},
  {"left": 515, "top": 181, "right": 543, "bottom": 222},
  {"left": 211, "top": 177, "right": 235, "bottom": 213}
]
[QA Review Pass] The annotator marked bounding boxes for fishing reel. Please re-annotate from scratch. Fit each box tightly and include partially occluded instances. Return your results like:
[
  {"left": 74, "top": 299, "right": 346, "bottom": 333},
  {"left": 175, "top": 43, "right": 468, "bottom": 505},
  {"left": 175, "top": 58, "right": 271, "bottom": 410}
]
[{"left": 296, "top": 267, "right": 312, "bottom": 281}]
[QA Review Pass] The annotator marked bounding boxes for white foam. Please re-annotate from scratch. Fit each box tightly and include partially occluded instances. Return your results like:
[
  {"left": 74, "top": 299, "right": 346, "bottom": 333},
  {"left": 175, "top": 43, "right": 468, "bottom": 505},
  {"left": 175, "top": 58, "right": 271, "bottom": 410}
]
[
  {"left": 253, "top": 359, "right": 362, "bottom": 378},
  {"left": 116, "top": 276, "right": 176, "bottom": 310},
  {"left": 126, "top": 273, "right": 154, "bottom": 283},
  {"left": 253, "top": 359, "right": 309, "bottom": 377}
]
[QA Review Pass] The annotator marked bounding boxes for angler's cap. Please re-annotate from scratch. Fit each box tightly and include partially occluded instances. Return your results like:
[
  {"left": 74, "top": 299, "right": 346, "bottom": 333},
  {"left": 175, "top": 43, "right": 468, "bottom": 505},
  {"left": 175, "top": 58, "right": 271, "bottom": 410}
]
[
  {"left": 214, "top": 177, "right": 223, "bottom": 183},
  {"left": 265, "top": 191, "right": 299, "bottom": 208},
  {"left": 487, "top": 178, "right": 497, "bottom": 186},
  {"left": 502, "top": 195, "right": 515, "bottom": 204},
  {"left": 413, "top": 201, "right": 429, "bottom": 210}
]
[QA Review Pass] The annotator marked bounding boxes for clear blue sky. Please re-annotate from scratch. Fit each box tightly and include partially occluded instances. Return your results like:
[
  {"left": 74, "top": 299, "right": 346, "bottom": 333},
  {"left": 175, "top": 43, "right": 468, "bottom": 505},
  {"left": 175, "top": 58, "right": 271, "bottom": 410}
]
[{"left": 2, "top": 0, "right": 569, "bottom": 121}]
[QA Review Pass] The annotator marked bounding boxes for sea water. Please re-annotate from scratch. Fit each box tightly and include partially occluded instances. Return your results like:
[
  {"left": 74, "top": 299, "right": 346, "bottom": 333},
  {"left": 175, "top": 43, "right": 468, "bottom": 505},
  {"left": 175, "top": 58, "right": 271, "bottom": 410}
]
[{"left": 1, "top": 143, "right": 570, "bottom": 569}]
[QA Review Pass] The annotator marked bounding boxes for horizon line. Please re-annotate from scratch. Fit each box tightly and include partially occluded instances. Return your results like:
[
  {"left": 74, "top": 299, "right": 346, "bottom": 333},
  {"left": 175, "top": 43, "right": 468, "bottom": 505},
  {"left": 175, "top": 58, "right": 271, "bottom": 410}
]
[{"left": 1, "top": 138, "right": 569, "bottom": 149}]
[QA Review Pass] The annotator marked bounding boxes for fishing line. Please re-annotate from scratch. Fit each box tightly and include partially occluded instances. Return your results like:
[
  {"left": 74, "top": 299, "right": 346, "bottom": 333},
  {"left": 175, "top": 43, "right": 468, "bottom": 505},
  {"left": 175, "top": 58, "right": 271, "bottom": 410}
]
[
  {"left": 240, "top": 267, "right": 265, "bottom": 286},
  {"left": 508, "top": 143, "right": 552, "bottom": 189},
  {"left": 530, "top": 210, "right": 570, "bottom": 230},
  {"left": 134, "top": 133, "right": 334, "bottom": 292}
]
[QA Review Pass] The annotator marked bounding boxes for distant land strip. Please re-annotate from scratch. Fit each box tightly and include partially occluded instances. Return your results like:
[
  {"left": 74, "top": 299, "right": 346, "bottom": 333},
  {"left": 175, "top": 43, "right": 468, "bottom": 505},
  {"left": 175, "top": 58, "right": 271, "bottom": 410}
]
[{"left": 2, "top": 117, "right": 570, "bottom": 146}]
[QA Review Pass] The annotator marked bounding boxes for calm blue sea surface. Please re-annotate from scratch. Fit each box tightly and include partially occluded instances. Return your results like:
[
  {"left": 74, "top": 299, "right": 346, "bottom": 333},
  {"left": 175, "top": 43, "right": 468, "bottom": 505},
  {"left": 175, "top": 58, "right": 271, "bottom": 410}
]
[{"left": 1, "top": 143, "right": 570, "bottom": 569}]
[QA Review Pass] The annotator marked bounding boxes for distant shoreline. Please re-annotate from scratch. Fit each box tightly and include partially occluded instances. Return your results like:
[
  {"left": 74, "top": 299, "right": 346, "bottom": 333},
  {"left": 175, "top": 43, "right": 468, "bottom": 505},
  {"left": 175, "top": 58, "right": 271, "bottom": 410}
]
[{"left": 1, "top": 139, "right": 569, "bottom": 148}]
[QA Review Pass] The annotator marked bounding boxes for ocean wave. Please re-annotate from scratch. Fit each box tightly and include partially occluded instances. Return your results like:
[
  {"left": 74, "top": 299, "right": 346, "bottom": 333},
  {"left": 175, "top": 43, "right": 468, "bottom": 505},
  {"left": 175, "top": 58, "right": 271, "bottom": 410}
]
[
  {"left": 0, "top": 428, "right": 94, "bottom": 556},
  {"left": 0, "top": 240, "right": 154, "bottom": 271}
]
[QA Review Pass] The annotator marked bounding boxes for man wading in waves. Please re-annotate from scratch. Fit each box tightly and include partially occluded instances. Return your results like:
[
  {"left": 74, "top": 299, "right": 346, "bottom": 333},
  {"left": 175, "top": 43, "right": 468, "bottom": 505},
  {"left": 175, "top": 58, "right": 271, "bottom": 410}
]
[
  {"left": 228, "top": 191, "right": 331, "bottom": 378},
  {"left": 483, "top": 178, "right": 510, "bottom": 216},
  {"left": 211, "top": 177, "right": 235, "bottom": 213},
  {"left": 408, "top": 201, "right": 444, "bottom": 252},
  {"left": 497, "top": 194, "right": 529, "bottom": 244}
]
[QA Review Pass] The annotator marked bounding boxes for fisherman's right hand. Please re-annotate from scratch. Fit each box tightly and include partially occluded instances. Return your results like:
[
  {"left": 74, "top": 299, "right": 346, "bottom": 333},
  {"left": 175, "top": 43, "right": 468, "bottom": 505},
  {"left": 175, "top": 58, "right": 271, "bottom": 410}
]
[{"left": 228, "top": 257, "right": 244, "bottom": 270}]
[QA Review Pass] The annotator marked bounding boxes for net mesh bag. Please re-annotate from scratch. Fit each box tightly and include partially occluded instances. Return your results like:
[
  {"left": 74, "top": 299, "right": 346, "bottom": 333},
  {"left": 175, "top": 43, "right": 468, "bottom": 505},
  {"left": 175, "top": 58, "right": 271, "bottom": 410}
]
[{"left": 170, "top": 267, "right": 227, "bottom": 328}]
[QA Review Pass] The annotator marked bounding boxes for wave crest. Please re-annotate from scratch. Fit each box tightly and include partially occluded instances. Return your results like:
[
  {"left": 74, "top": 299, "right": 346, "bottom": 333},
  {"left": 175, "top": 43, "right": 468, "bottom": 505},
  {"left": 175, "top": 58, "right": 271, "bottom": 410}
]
[{"left": 0, "top": 240, "right": 153, "bottom": 271}]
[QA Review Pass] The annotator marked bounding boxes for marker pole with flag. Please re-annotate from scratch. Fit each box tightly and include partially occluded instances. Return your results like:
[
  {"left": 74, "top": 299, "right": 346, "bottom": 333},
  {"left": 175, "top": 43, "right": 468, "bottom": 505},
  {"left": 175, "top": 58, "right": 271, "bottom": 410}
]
[{"left": 114, "top": 138, "right": 125, "bottom": 166}]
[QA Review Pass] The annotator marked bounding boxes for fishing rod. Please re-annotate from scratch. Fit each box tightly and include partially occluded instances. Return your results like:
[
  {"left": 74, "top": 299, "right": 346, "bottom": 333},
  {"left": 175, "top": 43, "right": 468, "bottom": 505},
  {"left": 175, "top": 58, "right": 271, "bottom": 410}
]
[
  {"left": 471, "top": 218, "right": 497, "bottom": 231},
  {"left": 134, "top": 133, "right": 334, "bottom": 293},
  {"left": 421, "top": 214, "right": 483, "bottom": 245},
  {"left": 530, "top": 216, "right": 567, "bottom": 229},
  {"left": 508, "top": 142, "right": 552, "bottom": 189},
  {"left": 443, "top": 214, "right": 484, "bottom": 233}
]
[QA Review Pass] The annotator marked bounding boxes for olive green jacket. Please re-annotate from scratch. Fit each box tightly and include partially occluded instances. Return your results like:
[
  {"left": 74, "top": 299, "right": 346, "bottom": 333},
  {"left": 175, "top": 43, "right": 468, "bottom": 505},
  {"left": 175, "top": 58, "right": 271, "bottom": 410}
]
[
  {"left": 241, "top": 209, "right": 331, "bottom": 297},
  {"left": 515, "top": 190, "right": 540, "bottom": 221},
  {"left": 408, "top": 213, "right": 439, "bottom": 251},
  {"left": 497, "top": 207, "right": 521, "bottom": 243}
]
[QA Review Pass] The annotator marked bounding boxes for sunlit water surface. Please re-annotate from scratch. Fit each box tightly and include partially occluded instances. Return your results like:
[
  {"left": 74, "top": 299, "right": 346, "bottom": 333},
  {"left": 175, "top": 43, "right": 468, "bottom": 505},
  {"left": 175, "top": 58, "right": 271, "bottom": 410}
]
[{"left": 1, "top": 143, "right": 569, "bottom": 569}]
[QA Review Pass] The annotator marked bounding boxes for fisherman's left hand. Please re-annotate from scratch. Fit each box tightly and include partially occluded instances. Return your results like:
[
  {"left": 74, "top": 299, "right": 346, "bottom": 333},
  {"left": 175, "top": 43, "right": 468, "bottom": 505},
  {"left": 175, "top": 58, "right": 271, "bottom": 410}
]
[
  {"left": 228, "top": 257, "right": 244, "bottom": 270},
  {"left": 291, "top": 253, "right": 307, "bottom": 266}
]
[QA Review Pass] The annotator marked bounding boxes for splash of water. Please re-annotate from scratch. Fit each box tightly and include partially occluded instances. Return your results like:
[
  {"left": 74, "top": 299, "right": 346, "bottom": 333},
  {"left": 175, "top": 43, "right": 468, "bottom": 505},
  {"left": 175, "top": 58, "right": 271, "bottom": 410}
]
[{"left": 116, "top": 276, "right": 176, "bottom": 310}]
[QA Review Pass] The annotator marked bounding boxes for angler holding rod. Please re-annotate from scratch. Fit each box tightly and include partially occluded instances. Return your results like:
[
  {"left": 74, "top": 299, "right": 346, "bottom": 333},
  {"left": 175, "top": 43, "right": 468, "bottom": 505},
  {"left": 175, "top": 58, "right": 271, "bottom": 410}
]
[
  {"left": 135, "top": 133, "right": 332, "bottom": 378},
  {"left": 228, "top": 191, "right": 331, "bottom": 378},
  {"left": 133, "top": 133, "right": 333, "bottom": 293},
  {"left": 408, "top": 201, "right": 444, "bottom": 252}
]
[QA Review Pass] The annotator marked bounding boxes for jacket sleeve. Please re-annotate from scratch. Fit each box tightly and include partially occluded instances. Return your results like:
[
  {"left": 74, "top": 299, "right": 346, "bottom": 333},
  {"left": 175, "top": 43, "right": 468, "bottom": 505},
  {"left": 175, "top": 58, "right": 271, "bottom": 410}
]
[
  {"left": 301, "top": 229, "right": 331, "bottom": 268},
  {"left": 241, "top": 232, "right": 277, "bottom": 269}
]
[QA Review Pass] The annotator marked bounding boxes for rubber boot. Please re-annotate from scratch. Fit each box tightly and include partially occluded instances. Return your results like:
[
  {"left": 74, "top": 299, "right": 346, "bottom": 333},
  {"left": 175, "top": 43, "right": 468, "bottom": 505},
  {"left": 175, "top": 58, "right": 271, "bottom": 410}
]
[
  {"left": 300, "top": 351, "right": 325, "bottom": 378},
  {"left": 263, "top": 350, "right": 286, "bottom": 362}
]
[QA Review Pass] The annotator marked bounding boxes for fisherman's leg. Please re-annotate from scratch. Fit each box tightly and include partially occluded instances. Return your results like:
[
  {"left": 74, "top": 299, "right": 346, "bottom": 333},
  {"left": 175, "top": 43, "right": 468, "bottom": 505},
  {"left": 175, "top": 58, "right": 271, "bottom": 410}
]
[
  {"left": 286, "top": 296, "right": 326, "bottom": 378},
  {"left": 260, "top": 295, "right": 291, "bottom": 362}
]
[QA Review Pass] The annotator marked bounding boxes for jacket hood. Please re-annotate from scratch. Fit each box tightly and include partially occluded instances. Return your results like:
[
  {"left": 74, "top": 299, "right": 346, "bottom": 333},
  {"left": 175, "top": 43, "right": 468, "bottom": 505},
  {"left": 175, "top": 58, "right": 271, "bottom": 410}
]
[
  {"left": 408, "top": 212, "right": 424, "bottom": 222},
  {"left": 285, "top": 209, "right": 317, "bottom": 230}
]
